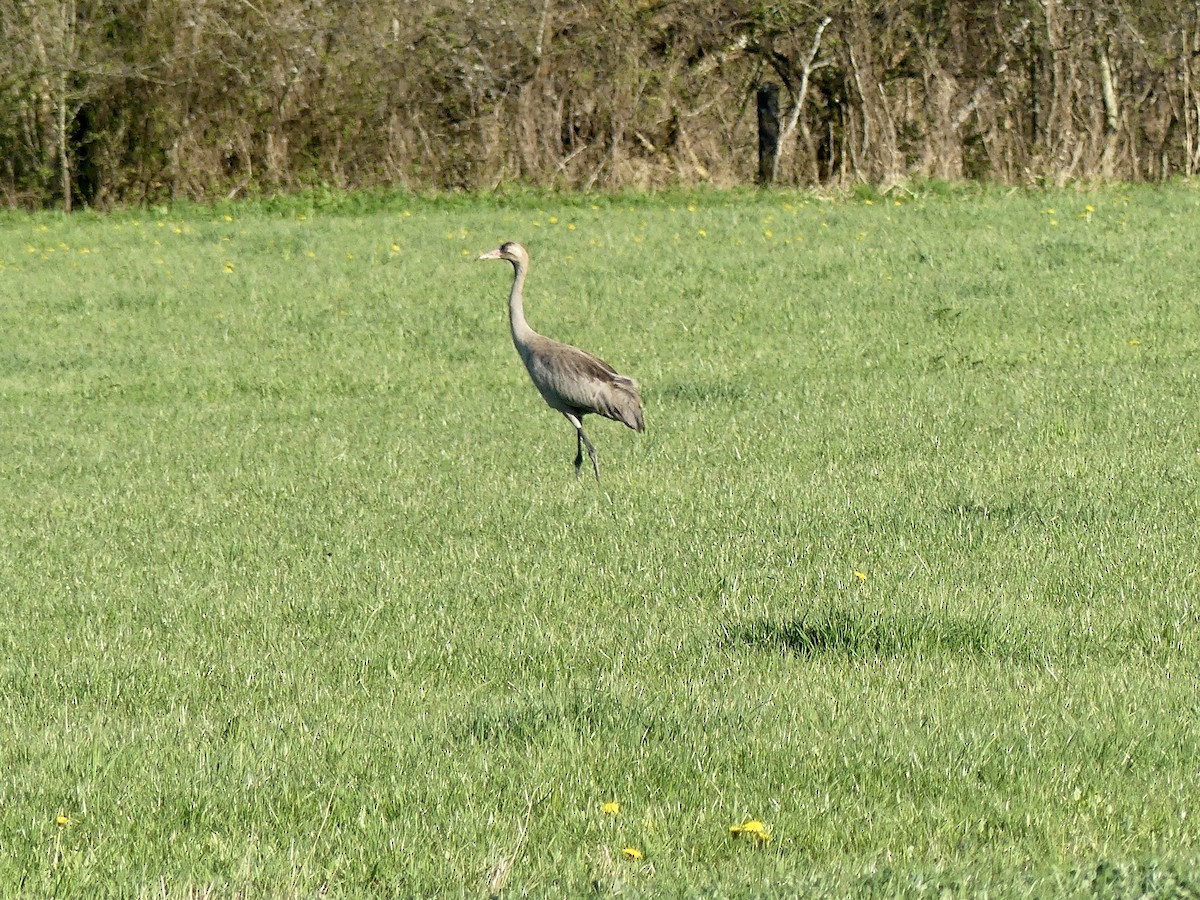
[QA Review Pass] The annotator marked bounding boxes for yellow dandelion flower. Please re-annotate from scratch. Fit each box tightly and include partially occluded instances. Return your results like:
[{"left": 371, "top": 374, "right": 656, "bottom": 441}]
[
  {"left": 567, "top": 223, "right": 577, "bottom": 231},
  {"left": 223, "top": 214, "right": 234, "bottom": 222},
  {"left": 697, "top": 229, "right": 707, "bottom": 237},
  {"left": 854, "top": 571, "right": 867, "bottom": 581},
  {"left": 687, "top": 204, "right": 697, "bottom": 212},
  {"left": 223, "top": 262, "right": 234, "bottom": 273},
  {"left": 55, "top": 815, "right": 71, "bottom": 827},
  {"left": 306, "top": 250, "right": 316, "bottom": 258},
  {"left": 621, "top": 847, "right": 644, "bottom": 860},
  {"left": 390, "top": 243, "right": 401, "bottom": 253},
  {"left": 601, "top": 801, "right": 620, "bottom": 816},
  {"left": 1085, "top": 204, "right": 1095, "bottom": 213},
  {"left": 763, "top": 229, "right": 773, "bottom": 238},
  {"left": 1128, "top": 338, "right": 1141, "bottom": 346},
  {"left": 730, "top": 819, "right": 771, "bottom": 842},
  {"left": 548, "top": 216, "right": 558, "bottom": 224}
]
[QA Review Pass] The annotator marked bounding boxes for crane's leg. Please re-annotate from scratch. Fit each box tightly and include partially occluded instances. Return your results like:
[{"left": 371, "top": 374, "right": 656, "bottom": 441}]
[
  {"left": 579, "top": 428, "right": 600, "bottom": 481},
  {"left": 565, "top": 413, "right": 600, "bottom": 481}
]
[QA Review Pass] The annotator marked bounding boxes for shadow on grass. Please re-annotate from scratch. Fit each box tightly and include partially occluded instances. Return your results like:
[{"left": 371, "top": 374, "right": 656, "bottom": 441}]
[
  {"left": 736, "top": 602, "right": 1191, "bottom": 665},
  {"left": 655, "top": 378, "right": 750, "bottom": 406},
  {"left": 857, "top": 858, "right": 1200, "bottom": 898},
  {"left": 449, "top": 692, "right": 621, "bottom": 747},
  {"left": 734, "top": 606, "right": 1006, "bottom": 659}
]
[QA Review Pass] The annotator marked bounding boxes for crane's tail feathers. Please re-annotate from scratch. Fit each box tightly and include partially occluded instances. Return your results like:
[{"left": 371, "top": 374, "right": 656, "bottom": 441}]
[
  {"left": 613, "top": 405, "right": 644, "bottom": 432},
  {"left": 628, "top": 406, "right": 645, "bottom": 432},
  {"left": 608, "top": 376, "right": 645, "bottom": 432}
]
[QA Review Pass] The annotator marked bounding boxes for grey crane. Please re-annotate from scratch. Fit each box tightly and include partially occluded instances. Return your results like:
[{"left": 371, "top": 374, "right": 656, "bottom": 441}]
[{"left": 477, "top": 241, "right": 644, "bottom": 480}]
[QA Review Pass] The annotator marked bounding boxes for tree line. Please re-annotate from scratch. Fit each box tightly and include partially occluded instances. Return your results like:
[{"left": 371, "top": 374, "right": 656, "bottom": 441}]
[{"left": 2, "top": 0, "right": 1198, "bottom": 209}]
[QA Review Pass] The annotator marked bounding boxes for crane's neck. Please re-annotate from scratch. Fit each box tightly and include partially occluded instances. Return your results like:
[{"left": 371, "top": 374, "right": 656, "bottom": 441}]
[{"left": 508, "top": 260, "right": 537, "bottom": 350}]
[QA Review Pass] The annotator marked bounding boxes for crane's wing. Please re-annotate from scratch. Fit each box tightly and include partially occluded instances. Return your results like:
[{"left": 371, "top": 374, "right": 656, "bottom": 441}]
[{"left": 525, "top": 339, "right": 644, "bottom": 432}]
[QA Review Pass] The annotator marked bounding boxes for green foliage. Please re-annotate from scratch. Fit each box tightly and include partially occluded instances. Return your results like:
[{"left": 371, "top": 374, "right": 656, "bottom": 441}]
[{"left": 2, "top": 185, "right": 1200, "bottom": 894}]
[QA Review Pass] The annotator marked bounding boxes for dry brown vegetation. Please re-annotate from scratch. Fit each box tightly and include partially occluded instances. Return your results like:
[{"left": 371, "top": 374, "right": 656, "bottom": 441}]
[{"left": 2, "top": 0, "right": 1199, "bottom": 208}]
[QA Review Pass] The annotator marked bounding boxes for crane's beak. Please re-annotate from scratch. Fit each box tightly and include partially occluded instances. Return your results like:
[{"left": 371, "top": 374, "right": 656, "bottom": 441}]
[{"left": 477, "top": 248, "right": 502, "bottom": 261}]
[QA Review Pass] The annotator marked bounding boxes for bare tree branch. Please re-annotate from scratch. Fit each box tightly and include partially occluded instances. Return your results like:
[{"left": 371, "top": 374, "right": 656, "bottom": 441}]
[{"left": 772, "top": 15, "right": 831, "bottom": 182}]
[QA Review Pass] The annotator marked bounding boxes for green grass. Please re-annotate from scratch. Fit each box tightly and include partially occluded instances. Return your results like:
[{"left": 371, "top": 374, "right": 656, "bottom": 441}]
[{"left": 2, "top": 183, "right": 1200, "bottom": 896}]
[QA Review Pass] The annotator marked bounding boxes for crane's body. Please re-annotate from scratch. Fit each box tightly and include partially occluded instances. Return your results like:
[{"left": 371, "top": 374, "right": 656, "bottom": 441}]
[{"left": 478, "top": 242, "right": 643, "bottom": 479}]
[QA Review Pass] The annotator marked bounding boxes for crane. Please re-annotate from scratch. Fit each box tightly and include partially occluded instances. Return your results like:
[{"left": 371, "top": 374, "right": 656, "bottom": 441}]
[{"left": 477, "top": 242, "right": 644, "bottom": 480}]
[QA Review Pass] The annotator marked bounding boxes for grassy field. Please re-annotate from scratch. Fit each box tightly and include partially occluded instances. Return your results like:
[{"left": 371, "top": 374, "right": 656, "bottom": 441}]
[{"left": 2, "top": 183, "right": 1199, "bottom": 896}]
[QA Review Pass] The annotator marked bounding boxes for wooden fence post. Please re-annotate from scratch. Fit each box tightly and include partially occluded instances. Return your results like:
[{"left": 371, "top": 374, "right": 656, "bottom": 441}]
[{"left": 757, "top": 83, "right": 780, "bottom": 186}]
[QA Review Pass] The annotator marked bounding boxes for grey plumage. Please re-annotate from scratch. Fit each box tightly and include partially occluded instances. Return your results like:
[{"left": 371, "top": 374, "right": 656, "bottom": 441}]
[{"left": 478, "top": 241, "right": 644, "bottom": 479}]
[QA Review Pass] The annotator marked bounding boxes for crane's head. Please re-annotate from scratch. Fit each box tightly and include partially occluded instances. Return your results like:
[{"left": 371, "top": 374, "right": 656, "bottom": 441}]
[{"left": 477, "top": 241, "right": 529, "bottom": 267}]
